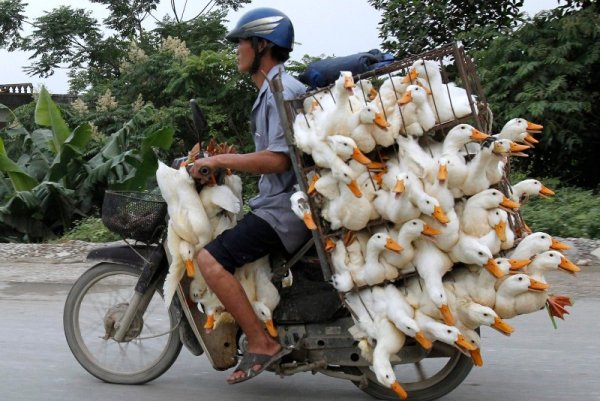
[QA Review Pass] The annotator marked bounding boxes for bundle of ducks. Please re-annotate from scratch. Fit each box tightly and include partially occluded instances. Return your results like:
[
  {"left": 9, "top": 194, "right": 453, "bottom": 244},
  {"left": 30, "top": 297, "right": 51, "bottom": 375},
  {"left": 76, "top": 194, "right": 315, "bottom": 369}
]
[
  {"left": 289, "top": 60, "right": 579, "bottom": 400},
  {"left": 156, "top": 140, "right": 284, "bottom": 338}
]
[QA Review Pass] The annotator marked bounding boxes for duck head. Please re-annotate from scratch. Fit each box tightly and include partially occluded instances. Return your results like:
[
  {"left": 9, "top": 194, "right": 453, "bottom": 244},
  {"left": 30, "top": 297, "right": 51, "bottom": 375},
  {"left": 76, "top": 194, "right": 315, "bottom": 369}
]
[
  {"left": 330, "top": 159, "right": 363, "bottom": 198},
  {"left": 445, "top": 124, "right": 490, "bottom": 147},
  {"left": 328, "top": 135, "right": 371, "bottom": 164},
  {"left": 371, "top": 359, "right": 408, "bottom": 400},
  {"left": 369, "top": 233, "right": 403, "bottom": 254},
  {"left": 530, "top": 250, "right": 580, "bottom": 275}
]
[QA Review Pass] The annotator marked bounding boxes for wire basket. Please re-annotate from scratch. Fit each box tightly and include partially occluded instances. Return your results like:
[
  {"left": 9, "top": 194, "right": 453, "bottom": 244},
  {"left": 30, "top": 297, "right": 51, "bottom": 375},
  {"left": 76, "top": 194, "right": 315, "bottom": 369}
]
[
  {"left": 101, "top": 190, "right": 167, "bottom": 243},
  {"left": 278, "top": 42, "right": 525, "bottom": 280}
]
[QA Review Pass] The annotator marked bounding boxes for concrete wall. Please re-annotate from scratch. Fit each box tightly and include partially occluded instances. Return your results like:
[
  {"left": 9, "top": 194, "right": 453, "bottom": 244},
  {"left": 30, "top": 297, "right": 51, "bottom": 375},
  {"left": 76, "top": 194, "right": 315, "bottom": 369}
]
[{"left": 0, "top": 93, "right": 78, "bottom": 129}]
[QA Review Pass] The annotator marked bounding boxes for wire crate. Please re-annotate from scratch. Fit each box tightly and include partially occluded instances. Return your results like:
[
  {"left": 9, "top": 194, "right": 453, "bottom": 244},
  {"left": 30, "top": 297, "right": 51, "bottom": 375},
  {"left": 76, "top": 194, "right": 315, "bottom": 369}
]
[
  {"left": 275, "top": 42, "right": 524, "bottom": 281},
  {"left": 101, "top": 190, "right": 167, "bottom": 243}
]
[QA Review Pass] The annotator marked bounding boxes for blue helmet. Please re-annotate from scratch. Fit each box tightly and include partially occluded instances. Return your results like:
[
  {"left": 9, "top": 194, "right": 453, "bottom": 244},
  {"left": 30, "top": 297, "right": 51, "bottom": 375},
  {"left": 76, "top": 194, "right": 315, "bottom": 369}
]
[{"left": 226, "top": 7, "right": 294, "bottom": 51}]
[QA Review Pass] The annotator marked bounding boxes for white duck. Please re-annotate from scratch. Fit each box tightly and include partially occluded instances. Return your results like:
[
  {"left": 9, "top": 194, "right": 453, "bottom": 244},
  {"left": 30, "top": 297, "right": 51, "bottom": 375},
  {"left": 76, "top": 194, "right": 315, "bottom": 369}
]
[
  {"left": 348, "top": 105, "right": 391, "bottom": 152},
  {"left": 189, "top": 269, "right": 227, "bottom": 330},
  {"left": 409, "top": 59, "right": 475, "bottom": 122},
  {"left": 350, "top": 79, "right": 379, "bottom": 106},
  {"left": 493, "top": 273, "right": 550, "bottom": 319},
  {"left": 314, "top": 71, "right": 357, "bottom": 136},
  {"left": 198, "top": 183, "right": 241, "bottom": 238},
  {"left": 373, "top": 171, "right": 421, "bottom": 225},
  {"left": 355, "top": 233, "right": 403, "bottom": 286},
  {"left": 252, "top": 256, "right": 281, "bottom": 337},
  {"left": 496, "top": 118, "right": 544, "bottom": 146},
  {"left": 454, "top": 299, "right": 514, "bottom": 336},
  {"left": 370, "top": 318, "right": 409, "bottom": 400},
  {"left": 448, "top": 257, "right": 530, "bottom": 308},
  {"left": 476, "top": 208, "right": 510, "bottom": 255},
  {"left": 460, "top": 189, "right": 520, "bottom": 237},
  {"left": 313, "top": 158, "right": 363, "bottom": 199},
  {"left": 290, "top": 190, "right": 317, "bottom": 230},
  {"left": 510, "top": 179, "right": 555, "bottom": 203},
  {"left": 398, "top": 84, "right": 436, "bottom": 136},
  {"left": 424, "top": 157, "right": 455, "bottom": 213},
  {"left": 410, "top": 240, "right": 455, "bottom": 325},
  {"left": 421, "top": 209, "right": 460, "bottom": 252},
  {"left": 512, "top": 251, "right": 579, "bottom": 317},
  {"left": 381, "top": 219, "right": 440, "bottom": 273},
  {"left": 374, "top": 285, "right": 433, "bottom": 350},
  {"left": 414, "top": 310, "right": 477, "bottom": 353},
  {"left": 163, "top": 222, "right": 195, "bottom": 305},
  {"left": 449, "top": 233, "right": 500, "bottom": 273},
  {"left": 330, "top": 241, "right": 355, "bottom": 292},
  {"left": 323, "top": 171, "right": 378, "bottom": 231},
  {"left": 508, "top": 232, "right": 570, "bottom": 260},
  {"left": 156, "top": 162, "right": 212, "bottom": 251}
]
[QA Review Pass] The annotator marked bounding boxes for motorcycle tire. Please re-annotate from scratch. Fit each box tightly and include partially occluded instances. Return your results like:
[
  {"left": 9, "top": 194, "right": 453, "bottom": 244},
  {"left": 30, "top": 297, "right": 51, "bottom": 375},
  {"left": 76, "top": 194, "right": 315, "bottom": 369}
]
[
  {"left": 347, "top": 347, "right": 474, "bottom": 401},
  {"left": 64, "top": 262, "right": 183, "bottom": 384}
]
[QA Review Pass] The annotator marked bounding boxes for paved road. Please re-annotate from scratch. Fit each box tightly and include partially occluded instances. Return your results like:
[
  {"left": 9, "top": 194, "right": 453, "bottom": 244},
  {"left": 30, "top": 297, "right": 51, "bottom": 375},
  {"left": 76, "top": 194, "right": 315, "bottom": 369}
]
[{"left": 0, "top": 259, "right": 599, "bottom": 401}]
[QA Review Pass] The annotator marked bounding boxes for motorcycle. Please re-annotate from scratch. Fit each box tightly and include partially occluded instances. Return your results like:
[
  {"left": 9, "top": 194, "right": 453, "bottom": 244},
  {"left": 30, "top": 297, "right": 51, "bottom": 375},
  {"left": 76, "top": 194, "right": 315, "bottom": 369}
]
[
  {"left": 63, "top": 192, "right": 473, "bottom": 401},
  {"left": 63, "top": 92, "right": 474, "bottom": 401}
]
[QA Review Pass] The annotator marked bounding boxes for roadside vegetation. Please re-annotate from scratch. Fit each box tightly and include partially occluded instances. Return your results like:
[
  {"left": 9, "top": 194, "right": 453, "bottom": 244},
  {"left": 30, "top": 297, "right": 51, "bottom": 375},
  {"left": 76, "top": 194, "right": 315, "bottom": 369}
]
[{"left": 1, "top": 0, "right": 598, "bottom": 241}]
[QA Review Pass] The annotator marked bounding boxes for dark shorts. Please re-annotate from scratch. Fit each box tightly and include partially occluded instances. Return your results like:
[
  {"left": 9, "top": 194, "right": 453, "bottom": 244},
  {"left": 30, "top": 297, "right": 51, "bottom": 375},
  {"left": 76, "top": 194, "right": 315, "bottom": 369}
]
[{"left": 204, "top": 212, "right": 284, "bottom": 274}]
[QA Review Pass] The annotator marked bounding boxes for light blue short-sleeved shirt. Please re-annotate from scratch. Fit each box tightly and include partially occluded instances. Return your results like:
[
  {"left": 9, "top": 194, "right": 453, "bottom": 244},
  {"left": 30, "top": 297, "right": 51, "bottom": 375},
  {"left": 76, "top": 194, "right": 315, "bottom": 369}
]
[{"left": 248, "top": 64, "right": 311, "bottom": 253}]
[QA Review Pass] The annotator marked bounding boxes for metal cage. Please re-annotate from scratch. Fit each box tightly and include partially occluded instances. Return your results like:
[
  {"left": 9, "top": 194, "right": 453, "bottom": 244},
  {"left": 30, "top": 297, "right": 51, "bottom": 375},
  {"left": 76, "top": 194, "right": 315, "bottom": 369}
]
[{"left": 272, "top": 42, "right": 522, "bottom": 282}]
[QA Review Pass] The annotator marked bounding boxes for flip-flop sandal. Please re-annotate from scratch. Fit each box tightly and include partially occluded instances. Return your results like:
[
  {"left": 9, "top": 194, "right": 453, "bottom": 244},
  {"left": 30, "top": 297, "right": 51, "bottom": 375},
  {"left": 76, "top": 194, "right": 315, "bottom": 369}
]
[{"left": 227, "top": 347, "right": 292, "bottom": 384}]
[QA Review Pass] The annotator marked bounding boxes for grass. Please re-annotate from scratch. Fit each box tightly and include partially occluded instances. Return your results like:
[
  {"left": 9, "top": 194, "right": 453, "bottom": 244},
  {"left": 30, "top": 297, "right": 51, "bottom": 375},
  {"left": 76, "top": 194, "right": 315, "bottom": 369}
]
[
  {"left": 55, "top": 216, "right": 120, "bottom": 243},
  {"left": 511, "top": 174, "right": 600, "bottom": 239}
]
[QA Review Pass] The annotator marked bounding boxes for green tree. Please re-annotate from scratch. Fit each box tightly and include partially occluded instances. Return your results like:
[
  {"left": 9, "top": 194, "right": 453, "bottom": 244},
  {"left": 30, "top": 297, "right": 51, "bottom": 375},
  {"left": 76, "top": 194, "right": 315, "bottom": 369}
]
[
  {"left": 473, "top": 5, "right": 600, "bottom": 188},
  {"left": 0, "top": 88, "right": 173, "bottom": 241},
  {"left": 0, "top": 0, "right": 250, "bottom": 89},
  {"left": 368, "top": 0, "right": 524, "bottom": 58}
]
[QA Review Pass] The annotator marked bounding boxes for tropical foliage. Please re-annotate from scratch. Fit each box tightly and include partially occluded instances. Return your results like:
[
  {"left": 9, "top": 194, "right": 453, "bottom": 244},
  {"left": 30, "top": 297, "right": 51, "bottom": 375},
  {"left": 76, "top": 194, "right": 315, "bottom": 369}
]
[
  {"left": 474, "top": 5, "right": 600, "bottom": 188},
  {"left": 0, "top": 88, "right": 173, "bottom": 241},
  {"left": 368, "top": 0, "right": 525, "bottom": 58}
]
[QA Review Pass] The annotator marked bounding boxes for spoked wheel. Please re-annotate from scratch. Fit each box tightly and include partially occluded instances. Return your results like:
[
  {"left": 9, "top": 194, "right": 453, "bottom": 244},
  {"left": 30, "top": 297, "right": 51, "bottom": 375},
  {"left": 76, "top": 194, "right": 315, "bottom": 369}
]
[
  {"left": 64, "top": 263, "right": 182, "bottom": 384},
  {"left": 350, "top": 342, "right": 474, "bottom": 401}
]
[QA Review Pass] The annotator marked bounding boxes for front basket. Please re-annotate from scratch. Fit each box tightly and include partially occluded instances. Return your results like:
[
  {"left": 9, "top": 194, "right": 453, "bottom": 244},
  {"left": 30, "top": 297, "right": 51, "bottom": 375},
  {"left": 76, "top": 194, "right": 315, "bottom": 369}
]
[{"left": 101, "top": 190, "right": 167, "bottom": 243}]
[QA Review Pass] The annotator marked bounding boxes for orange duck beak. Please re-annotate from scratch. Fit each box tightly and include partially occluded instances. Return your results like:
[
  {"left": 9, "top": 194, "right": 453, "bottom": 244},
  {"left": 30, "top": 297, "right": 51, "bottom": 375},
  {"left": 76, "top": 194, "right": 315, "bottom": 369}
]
[
  {"left": 265, "top": 319, "right": 278, "bottom": 337},
  {"left": 470, "top": 348, "right": 484, "bottom": 367},
  {"left": 491, "top": 316, "right": 514, "bottom": 335},
  {"left": 433, "top": 206, "right": 449, "bottom": 224},
  {"left": 485, "top": 258, "right": 505, "bottom": 279},
  {"left": 385, "top": 238, "right": 403, "bottom": 253},
  {"left": 509, "top": 258, "right": 531, "bottom": 271},
  {"left": 415, "top": 331, "right": 433, "bottom": 350},
  {"left": 559, "top": 256, "right": 580, "bottom": 274},
  {"left": 352, "top": 147, "right": 372, "bottom": 165},
  {"left": 422, "top": 224, "right": 441, "bottom": 237},
  {"left": 391, "top": 381, "right": 408, "bottom": 400},
  {"left": 550, "top": 238, "right": 571, "bottom": 250},
  {"left": 374, "top": 112, "right": 391, "bottom": 129},
  {"left": 185, "top": 259, "right": 195, "bottom": 278}
]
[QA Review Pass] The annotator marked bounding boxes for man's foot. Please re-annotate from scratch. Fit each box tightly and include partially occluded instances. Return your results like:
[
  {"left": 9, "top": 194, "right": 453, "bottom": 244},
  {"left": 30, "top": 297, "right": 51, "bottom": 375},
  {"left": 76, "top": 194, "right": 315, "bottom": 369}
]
[{"left": 226, "top": 345, "right": 291, "bottom": 384}]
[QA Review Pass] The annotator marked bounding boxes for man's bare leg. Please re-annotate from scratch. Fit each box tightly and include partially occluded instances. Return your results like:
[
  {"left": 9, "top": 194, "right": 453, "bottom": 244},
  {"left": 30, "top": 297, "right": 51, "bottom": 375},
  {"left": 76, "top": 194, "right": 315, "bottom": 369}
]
[{"left": 197, "top": 249, "right": 281, "bottom": 381}]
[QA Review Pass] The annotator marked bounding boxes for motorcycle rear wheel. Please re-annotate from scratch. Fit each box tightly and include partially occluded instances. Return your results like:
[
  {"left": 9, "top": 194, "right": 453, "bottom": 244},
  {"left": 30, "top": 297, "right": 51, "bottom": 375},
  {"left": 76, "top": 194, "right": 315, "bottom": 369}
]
[
  {"left": 350, "top": 343, "right": 474, "bottom": 401},
  {"left": 64, "top": 263, "right": 183, "bottom": 384}
]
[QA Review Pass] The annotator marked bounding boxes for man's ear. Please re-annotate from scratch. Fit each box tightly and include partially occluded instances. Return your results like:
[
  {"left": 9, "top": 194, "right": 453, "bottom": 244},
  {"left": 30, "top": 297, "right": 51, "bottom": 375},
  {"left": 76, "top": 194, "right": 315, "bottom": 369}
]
[{"left": 257, "top": 38, "right": 269, "bottom": 53}]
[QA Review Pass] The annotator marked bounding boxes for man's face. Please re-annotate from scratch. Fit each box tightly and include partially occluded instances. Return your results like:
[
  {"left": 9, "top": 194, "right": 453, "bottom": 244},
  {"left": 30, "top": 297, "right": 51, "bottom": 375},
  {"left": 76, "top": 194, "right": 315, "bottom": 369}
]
[{"left": 236, "top": 39, "right": 255, "bottom": 73}]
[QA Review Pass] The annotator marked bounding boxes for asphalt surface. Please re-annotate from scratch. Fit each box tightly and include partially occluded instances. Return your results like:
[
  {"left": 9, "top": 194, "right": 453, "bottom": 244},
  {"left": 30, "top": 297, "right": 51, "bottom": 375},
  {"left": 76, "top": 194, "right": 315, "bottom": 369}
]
[{"left": 0, "top": 258, "right": 599, "bottom": 401}]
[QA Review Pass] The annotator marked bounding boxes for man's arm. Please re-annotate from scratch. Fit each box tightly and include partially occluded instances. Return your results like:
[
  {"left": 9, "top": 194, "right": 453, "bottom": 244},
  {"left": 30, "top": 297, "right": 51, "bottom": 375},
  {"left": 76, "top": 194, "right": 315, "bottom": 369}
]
[{"left": 189, "top": 150, "right": 291, "bottom": 179}]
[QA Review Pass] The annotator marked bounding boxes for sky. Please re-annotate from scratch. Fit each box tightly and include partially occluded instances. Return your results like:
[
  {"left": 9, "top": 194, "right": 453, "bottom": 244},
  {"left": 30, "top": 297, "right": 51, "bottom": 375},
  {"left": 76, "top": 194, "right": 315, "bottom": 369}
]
[{"left": 0, "top": 0, "right": 560, "bottom": 93}]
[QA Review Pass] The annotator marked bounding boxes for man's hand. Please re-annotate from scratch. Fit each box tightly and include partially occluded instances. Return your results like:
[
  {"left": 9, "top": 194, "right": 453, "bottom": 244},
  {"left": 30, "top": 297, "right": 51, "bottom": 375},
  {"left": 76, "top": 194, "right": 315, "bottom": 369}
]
[{"left": 189, "top": 155, "right": 222, "bottom": 184}]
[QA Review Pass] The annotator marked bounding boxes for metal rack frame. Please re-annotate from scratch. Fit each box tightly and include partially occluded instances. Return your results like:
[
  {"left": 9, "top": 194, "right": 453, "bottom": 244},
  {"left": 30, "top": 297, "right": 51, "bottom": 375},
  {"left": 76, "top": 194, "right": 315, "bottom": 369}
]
[{"left": 271, "top": 42, "right": 522, "bottom": 283}]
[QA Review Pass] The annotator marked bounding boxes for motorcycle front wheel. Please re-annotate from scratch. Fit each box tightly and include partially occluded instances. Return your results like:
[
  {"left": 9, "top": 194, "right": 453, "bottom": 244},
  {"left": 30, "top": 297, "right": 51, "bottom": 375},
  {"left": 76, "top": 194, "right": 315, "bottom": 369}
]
[{"left": 64, "top": 263, "right": 183, "bottom": 384}]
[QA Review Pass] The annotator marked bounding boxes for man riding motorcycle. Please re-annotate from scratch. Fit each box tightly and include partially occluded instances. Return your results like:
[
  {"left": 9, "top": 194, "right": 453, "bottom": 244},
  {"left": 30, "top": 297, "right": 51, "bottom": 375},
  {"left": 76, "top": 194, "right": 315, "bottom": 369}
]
[{"left": 188, "top": 7, "right": 310, "bottom": 384}]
